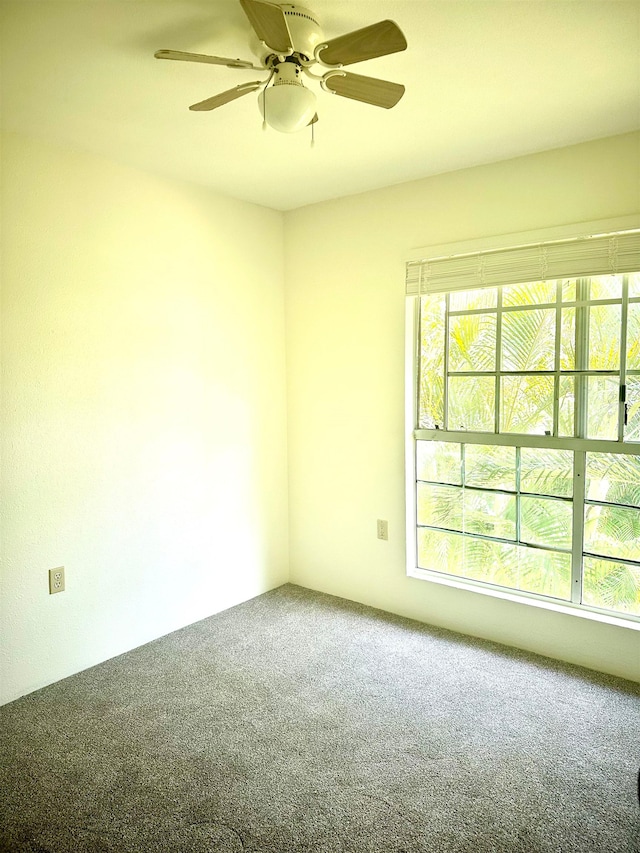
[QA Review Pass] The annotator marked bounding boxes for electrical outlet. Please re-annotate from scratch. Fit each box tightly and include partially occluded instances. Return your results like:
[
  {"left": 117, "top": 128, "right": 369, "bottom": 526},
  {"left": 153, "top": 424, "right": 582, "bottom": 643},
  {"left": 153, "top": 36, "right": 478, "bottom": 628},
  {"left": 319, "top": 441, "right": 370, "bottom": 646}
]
[
  {"left": 48, "top": 566, "right": 65, "bottom": 595},
  {"left": 377, "top": 519, "right": 389, "bottom": 540}
]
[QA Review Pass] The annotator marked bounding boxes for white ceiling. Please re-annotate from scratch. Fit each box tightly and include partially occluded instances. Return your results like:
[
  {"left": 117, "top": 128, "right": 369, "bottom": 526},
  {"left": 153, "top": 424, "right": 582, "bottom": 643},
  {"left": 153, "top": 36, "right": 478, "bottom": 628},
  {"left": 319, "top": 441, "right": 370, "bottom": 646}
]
[{"left": 2, "top": 0, "right": 639, "bottom": 211}]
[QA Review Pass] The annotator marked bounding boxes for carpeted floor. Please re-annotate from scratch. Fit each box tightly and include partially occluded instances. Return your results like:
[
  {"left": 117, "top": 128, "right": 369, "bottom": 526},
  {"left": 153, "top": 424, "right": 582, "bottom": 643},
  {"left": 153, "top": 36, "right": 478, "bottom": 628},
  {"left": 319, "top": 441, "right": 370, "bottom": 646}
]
[{"left": 1, "top": 583, "right": 639, "bottom": 853}]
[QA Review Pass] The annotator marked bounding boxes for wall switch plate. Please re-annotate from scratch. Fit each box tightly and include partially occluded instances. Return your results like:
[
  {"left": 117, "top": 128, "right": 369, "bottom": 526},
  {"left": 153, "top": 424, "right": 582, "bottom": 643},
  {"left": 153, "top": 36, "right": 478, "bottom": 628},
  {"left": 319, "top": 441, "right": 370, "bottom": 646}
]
[
  {"left": 49, "top": 566, "right": 65, "bottom": 594},
  {"left": 377, "top": 519, "right": 389, "bottom": 540}
]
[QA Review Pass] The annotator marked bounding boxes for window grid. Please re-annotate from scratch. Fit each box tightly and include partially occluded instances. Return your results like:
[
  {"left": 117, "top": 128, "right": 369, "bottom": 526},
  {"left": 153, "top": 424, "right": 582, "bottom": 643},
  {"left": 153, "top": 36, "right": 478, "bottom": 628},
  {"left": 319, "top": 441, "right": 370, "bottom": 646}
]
[
  {"left": 417, "top": 469, "right": 572, "bottom": 554},
  {"left": 415, "top": 274, "right": 640, "bottom": 622},
  {"left": 571, "top": 450, "right": 586, "bottom": 604},
  {"left": 494, "top": 288, "right": 503, "bottom": 435},
  {"left": 443, "top": 293, "right": 450, "bottom": 431},
  {"left": 432, "top": 281, "right": 640, "bottom": 441},
  {"left": 553, "top": 280, "right": 562, "bottom": 437},
  {"left": 618, "top": 276, "right": 629, "bottom": 442}
]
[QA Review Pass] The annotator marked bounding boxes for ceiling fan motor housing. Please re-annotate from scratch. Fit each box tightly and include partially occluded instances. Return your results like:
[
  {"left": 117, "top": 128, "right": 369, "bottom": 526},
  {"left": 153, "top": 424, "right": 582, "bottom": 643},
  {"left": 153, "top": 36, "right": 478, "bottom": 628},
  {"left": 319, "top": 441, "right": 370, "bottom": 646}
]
[{"left": 280, "top": 5, "right": 324, "bottom": 60}]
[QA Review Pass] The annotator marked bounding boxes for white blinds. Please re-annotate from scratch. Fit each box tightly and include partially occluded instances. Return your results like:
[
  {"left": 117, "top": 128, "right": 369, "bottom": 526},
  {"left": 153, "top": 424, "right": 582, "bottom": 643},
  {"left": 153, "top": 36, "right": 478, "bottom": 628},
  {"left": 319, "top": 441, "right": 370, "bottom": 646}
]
[{"left": 406, "top": 229, "right": 640, "bottom": 295}]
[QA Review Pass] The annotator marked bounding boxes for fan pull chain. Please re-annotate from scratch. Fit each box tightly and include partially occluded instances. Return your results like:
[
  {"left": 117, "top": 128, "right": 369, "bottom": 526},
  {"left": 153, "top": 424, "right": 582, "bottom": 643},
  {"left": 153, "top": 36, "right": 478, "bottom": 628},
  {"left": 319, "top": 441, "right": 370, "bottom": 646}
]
[
  {"left": 310, "top": 120, "right": 315, "bottom": 148},
  {"left": 262, "top": 85, "right": 267, "bottom": 131}
]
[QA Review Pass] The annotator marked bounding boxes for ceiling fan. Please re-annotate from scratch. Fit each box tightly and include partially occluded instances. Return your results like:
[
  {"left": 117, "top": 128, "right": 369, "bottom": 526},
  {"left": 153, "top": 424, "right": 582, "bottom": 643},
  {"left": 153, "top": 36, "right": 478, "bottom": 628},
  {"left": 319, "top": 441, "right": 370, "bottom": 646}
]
[{"left": 155, "top": 0, "right": 407, "bottom": 134}]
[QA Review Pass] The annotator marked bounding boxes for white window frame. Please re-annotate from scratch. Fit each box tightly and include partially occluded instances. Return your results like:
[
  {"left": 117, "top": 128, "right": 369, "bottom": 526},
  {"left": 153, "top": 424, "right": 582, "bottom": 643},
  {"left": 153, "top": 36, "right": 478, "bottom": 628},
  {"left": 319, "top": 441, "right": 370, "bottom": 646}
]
[{"left": 405, "top": 216, "right": 640, "bottom": 630}]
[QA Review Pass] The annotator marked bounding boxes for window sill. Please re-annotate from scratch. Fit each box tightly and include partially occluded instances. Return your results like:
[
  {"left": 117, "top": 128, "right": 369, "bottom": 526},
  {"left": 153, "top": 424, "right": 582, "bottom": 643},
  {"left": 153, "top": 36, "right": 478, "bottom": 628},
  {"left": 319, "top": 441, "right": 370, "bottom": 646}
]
[{"left": 408, "top": 566, "right": 640, "bottom": 631}]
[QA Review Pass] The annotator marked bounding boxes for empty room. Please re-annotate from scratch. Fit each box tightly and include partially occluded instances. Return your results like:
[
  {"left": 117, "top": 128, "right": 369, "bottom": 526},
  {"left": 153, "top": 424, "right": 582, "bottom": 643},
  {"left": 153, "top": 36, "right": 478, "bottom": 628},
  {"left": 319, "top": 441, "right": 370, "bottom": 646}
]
[{"left": 1, "top": 1, "right": 639, "bottom": 851}]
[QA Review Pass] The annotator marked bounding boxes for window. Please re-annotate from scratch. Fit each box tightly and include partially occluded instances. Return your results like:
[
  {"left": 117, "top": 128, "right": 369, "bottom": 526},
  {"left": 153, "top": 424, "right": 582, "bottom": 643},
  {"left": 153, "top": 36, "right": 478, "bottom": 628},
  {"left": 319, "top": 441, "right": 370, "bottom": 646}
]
[{"left": 406, "top": 228, "right": 640, "bottom": 622}]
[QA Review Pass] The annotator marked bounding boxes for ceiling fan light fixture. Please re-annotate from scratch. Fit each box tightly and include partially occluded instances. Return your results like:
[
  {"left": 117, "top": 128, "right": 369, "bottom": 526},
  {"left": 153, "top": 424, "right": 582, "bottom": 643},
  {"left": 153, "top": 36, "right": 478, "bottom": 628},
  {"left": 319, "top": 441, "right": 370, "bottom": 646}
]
[{"left": 259, "top": 62, "right": 317, "bottom": 133}]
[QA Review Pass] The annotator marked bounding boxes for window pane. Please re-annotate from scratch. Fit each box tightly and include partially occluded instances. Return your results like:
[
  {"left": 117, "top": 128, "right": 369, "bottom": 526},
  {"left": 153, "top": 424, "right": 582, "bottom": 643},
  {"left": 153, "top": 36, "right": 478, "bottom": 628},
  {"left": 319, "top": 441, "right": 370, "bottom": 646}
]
[
  {"left": 417, "top": 529, "right": 571, "bottom": 600},
  {"left": 417, "top": 528, "right": 464, "bottom": 574},
  {"left": 589, "top": 275, "right": 623, "bottom": 300},
  {"left": 501, "top": 309, "right": 556, "bottom": 371},
  {"left": 447, "top": 376, "right": 495, "bottom": 431},
  {"left": 464, "top": 540, "right": 569, "bottom": 598},
  {"left": 582, "top": 557, "right": 640, "bottom": 616},
  {"left": 500, "top": 375, "right": 554, "bottom": 435},
  {"left": 511, "top": 546, "right": 572, "bottom": 599},
  {"left": 464, "top": 543, "right": 571, "bottom": 598},
  {"left": 463, "top": 489, "right": 516, "bottom": 540},
  {"left": 448, "top": 312, "right": 496, "bottom": 372},
  {"left": 560, "top": 308, "right": 575, "bottom": 370},
  {"left": 562, "top": 279, "right": 577, "bottom": 302},
  {"left": 419, "top": 295, "right": 445, "bottom": 428},
  {"left": 586, "top": 453, "right": 640, "bottom": 507},
  {"left": 463, "top": 537, "right": 518, "bottom": 586},
  {"left": 417, "top": 483, "right": 462, "bottom": 531},
  {"left": 626, "top": 304, "right": 640, "bottom": 370},
  {"left": 586, "top": 376, "right": 619, "bottom": 440},
  {"left": 449, "top": 288, "right": 497, "bottom": 311},
  {"left": 629, "top": 273, "right": 640, "bottom": 298},
  {"left": 520, "top": 448, "right": 573, "bottom": 497},
  {"left": 464, "top": 444, "right": 515, "bottom": 491},
  {"left": 418, "top": 532, "right": 516, "bottom": 589},
  {"left": 502, "top": 281, "right": 556, "bottom": 306},
  {"left": 416, "top": 441, "right": 461, "bottom": 485},
  {"left": 588, "top": 305, "right": 621, "bottom": 370},
  {"left": 558, "top": 376, "right": 575, "bottom": 437},
  {"left": 520, "top": 496, "right": 572, "bottom": 550},
  {"left": 625, "top": 378, "right": 640, "bottom": 442},
  {"left": 584, "top": 504, "right": 640, "bottom": 562}
]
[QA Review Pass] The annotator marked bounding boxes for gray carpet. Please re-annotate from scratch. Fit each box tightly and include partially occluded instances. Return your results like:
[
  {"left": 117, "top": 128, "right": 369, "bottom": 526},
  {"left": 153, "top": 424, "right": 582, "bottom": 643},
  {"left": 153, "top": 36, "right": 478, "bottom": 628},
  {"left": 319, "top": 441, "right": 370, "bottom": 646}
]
[{"left": 1, "top": 583, "right": 639, "bottom": 853}]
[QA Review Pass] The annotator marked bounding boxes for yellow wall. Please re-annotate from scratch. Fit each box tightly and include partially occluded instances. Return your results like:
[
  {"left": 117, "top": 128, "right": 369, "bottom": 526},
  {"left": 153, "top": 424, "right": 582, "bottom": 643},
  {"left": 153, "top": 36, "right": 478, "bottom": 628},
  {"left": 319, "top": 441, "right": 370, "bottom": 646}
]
[
  {"left": 0, "top": 133, "right": 289, "bottom": 704},
  {"left": 284, "top": 132, "right": 640, "bottom": 682}
]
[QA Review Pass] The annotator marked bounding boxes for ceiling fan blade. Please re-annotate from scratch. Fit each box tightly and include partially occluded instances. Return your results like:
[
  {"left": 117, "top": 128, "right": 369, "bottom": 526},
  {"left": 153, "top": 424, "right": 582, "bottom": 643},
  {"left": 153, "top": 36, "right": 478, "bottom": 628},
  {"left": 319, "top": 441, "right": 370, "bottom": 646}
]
[
  {"left": 239, "top": 0, "right": 292, "bottom": 54},
  {"left": 155, "top": 50, "right": 260, "bottom": 70},
  {"left": 325, "top": 72, "right": 405, "bottom": 109},
  {"left": 189, "top": 81, "right": 263, "bottom": 111},
  {"left": 318, "top": 20, "right": 407, "bottom": 67}
]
